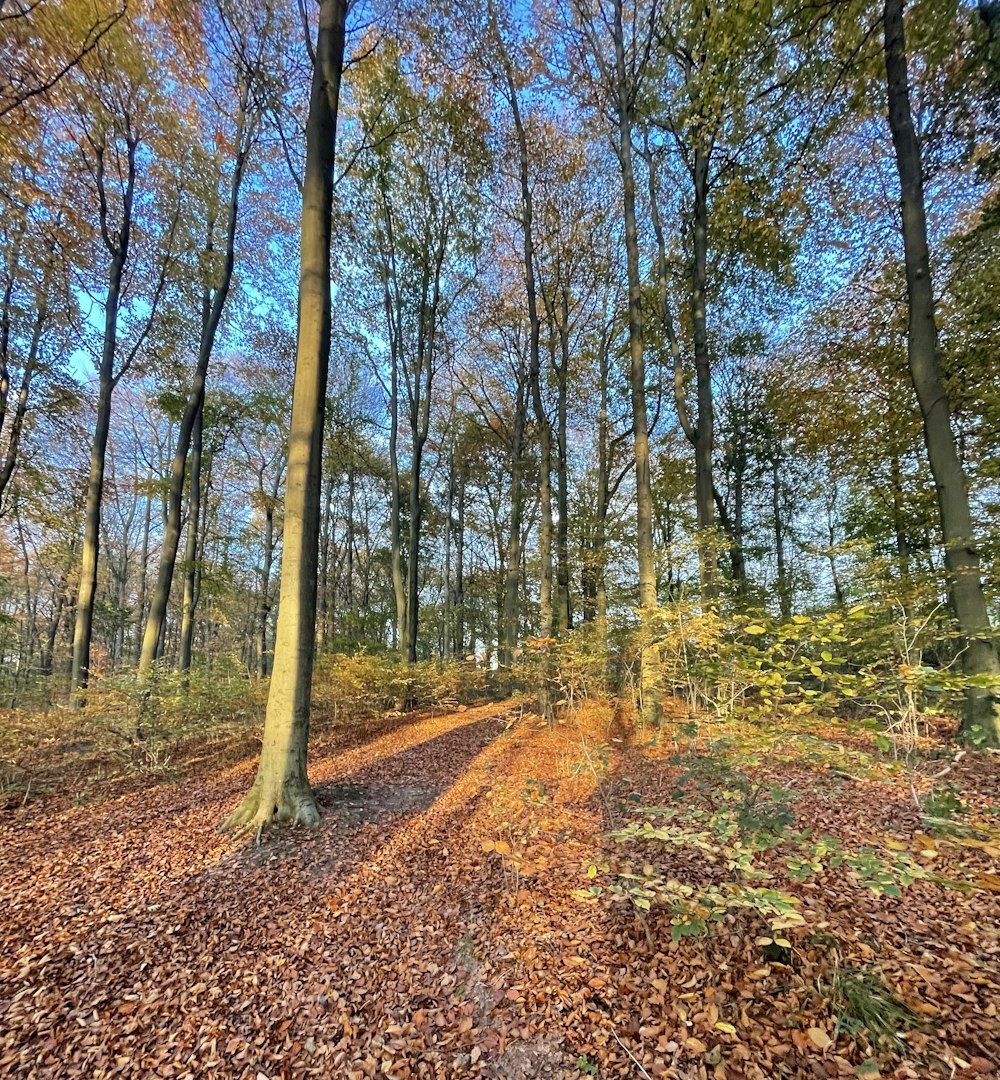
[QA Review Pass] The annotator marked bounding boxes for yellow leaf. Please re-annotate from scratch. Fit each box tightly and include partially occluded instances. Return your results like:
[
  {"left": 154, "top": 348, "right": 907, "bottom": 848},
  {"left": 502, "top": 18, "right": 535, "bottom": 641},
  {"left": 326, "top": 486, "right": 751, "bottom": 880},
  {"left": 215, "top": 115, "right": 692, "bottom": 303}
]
[
  {"left": 807, "top": 1027, "right": 832, "bottom": 1050},
  {"left": 715, "top": 1022, "right": 737, "bottom": 1034},
  {"left": 494, "top": 840, "right": 511, "bottom": 855},
  {"left": 746, "top": 624, "right": 766, "bottom": 635}
]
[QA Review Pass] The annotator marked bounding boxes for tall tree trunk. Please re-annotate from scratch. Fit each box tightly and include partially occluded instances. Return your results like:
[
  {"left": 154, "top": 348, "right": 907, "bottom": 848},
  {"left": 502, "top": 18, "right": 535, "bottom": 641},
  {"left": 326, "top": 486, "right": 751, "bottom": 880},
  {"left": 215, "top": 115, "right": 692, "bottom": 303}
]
[
  {"left": 223, "top": 0, "right": 346, "bottom": 829},
  {"left": 444, "top": 448, "right": 454, "bottom": 659},
  {"left": 133, "top": 473, "right": 152, "bottom": 661},
  {"left": 178, "top": 402, "right": 203, "bottom": 677},
  {"left": 771, "top": 452, "right": 791, "bottom": 619},
  {"left": 321, "top": 464, "right": 335, "bottom": 648},
  {"left": 646, "top": 136, "right": 741, "bottom": 594},
  {"left": 494, "top": 19, "right": 552, "bottom": 646},
  {"left": 258, "top": 492, "right": 277, "bottom": 678},
  {"left": 388, "top": 348, "right": 406, "bottom": 658},
  {"left": 139, "top": 97, "right": 250, "bottom": 674},
  {"left": 612, "top": 0, "right": 660, "bottom": 717},
  {"left": 406, "top": 451, "right": 422, "bottom": 663},
  {"left": 691, "top": 145, "right": 717, "bottom": 599},
  {"left": 70, "top": 138, "right": 136, "bottom": 706},
  {"left": 502, "top": 376, "right": 526, "bottom": 668},
  {"left": 346, "top": 463, "right": 355, "bottom": 618},
  {"left": 554, "top": 292, "right": 572, "bottom": 634},
  {"left": 455, "top": 463, "right": 466, "bottom": 658},
  {"left": 0, "top": 290, "right": 50, "bottom": 506},
  {"left": 883, "top": 0, "right": 999, "bottom": 744}
]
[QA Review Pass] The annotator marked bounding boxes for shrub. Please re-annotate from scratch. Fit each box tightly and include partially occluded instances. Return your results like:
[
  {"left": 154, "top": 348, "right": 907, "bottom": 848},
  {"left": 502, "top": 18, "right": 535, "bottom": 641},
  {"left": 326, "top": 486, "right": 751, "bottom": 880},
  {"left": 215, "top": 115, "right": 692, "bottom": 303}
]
[{"left": 313, "top": 653, "right": 493, "bottom": 722}]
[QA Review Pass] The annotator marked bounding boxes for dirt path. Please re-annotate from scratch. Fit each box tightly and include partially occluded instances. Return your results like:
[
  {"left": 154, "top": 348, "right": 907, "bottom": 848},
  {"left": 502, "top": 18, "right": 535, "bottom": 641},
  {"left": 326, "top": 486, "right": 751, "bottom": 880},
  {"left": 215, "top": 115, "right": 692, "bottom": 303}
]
[{"left": 1, "top": 700, "right": 998, "bottom": 1080}]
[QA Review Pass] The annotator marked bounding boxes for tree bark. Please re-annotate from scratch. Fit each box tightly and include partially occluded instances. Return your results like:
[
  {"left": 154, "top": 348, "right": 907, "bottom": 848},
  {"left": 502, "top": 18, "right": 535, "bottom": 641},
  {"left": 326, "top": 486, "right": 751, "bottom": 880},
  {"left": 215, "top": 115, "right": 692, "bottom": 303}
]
[
  {"left": 771, "top": 452, "right": 791, "bottom": 619},
  {"left": 177, "top": 401, "right": 203, "bottom": 677},
  {"left": 883, "top": 0, "right": 999, "bottom": 744},
  {"left": 690, "top": 144, "right": 717, "bottom": 599},
  {"left": 554, "top": 289, "right": 572, "bottom": 634},
  {"left": 611, "top": 0, "right": 660, "bottom": 717},
  {"left": 70, "top": 136, "right": 136, "bottom": 706},
  {"left": 493, "top": 15, "right": 552, "bottom": 647},
  {"left": 223, "top": 0, "right": 346, "bottom": 829},
  {"left": 138, "top": 95, "right": 251, "bottom": 674}
]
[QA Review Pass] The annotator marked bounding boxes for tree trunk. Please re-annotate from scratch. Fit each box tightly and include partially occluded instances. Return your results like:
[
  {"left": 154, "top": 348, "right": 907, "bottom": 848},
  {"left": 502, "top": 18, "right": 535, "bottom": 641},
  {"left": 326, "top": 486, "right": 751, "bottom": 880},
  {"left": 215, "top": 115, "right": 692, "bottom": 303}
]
[
  {"left": 0, "top": 296, "right": 48, "bottom": 505},
  {"left": 444, "top": 448, "right": 454, "bottom": 659},
  {"left": 612, "top": 0, "right": 660, "bottom": 717},
  {"left": 883, "top": 0, "right": 999, "bottom": 744},
  {"left": 139, "top": 98, "right": 250, "bottom": 674},
  {"left": 178, "top": 401, "right": 203, "bottom": 677},
  {"left": 258, "top": 496, "right": 276, "bottom": 678},
  {"left": 388, "top": 332, "right": 406, "bottom": 659},
  {"left": 455, "top": 463, "right": 466, "bottom": 658},
  {"left": 70, "top": 138, "right": 136, "bottom": 706},
  {"left": 406, "top": 448, "right": 422, "bottom": 663},
  {"left": 223, "top": 0, "right": 346, "bottom": 829},
  {"left": 502, "top": 375, "right": 526, "bottom": 668},
  {"left": 319, "top": 461, "right": 334, "bottom": 648},
  {"left": 494, "top": 21, "right": 551, "bottom": 647},
  {"left": 690, "top": 145, "right": 717, "bottom": 599},
  {"left": 133, "top": 473, "right": 152, "bottom": 661},
  {"left": 772, "top": 453, "right": 791, "bottom": 619},
  {"left": 554, "top": 291, "right": 572, "bottom": 634}
]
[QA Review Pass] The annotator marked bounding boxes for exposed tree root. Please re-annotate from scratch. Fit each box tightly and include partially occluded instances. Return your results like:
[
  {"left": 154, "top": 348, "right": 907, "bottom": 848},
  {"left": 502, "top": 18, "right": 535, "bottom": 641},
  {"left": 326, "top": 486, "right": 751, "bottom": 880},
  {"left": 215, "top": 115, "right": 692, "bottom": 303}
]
[{"left": 221, "top": 775, "right": 320, "bottom": 835}]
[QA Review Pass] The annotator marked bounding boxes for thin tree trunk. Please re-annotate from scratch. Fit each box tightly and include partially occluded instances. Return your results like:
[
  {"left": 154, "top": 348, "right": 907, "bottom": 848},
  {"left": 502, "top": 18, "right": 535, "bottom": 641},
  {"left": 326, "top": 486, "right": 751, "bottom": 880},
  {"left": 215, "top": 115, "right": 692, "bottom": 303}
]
[
  {"left": 502, "top": 374, "right": 526, "bottom": 668},
  {"left": 883, "top": 0, "right": 999, "bottom": 743},
  {"left": 691, "top": 145, "right": 717, "bottom": 599},
  {"left": 493, "top": 18, "right": 551, "bottom": 648},
  {"left": 0, "top": 293, "right": 49, "bottom": 505},
  {"left": 139, "top": 98, "right": 250, "bottom": 674},
  {"left": 444, "top": 448, "right": 454, "bottom": 659},
  {"left": 319, "top": 462, "right": 334, "bottom": 647},
  {"left": 133, "top": 473, "right": 152, "bottom": 661},
  {"left": 455, "top": 463, "right": 466, "bottom": 657},
  {"left": 178, "top": 402, "right": 203, "bottom": 677},
  {"left": 772, "top": 453, "right": 791, "bottom": 619},
  {"left": 406, "top": 450, "right": 423, "bottom": 663},
  {"left": 223, "top": 0, "right": 346, "bottom": 828},
  {"left": 70, "top": 138, "right": 136, "bottom": 706},
  {"left": 554, "top": 292, "right": 572, "bottom": 634},
  {"left": 611, "top": 0, "right": 660, "bottom": 717},
  {"left": 258, "top": 496, "right": 276, "bottom": 678}
]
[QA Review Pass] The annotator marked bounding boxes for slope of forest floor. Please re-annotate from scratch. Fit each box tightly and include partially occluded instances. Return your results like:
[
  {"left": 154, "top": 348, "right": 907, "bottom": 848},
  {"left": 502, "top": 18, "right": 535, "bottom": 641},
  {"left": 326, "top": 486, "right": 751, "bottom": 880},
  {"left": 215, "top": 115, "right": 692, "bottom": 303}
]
[{"left": 1, "top": 695, "right": 998, "bottom": 1080}]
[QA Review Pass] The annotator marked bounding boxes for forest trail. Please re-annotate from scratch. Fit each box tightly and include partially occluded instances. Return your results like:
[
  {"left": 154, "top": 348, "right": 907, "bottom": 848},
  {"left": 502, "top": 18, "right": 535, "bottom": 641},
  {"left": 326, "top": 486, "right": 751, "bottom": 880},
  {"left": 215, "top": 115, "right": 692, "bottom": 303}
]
[{"left": 1, "top": 699, "right": 998, "bottom": 1080}]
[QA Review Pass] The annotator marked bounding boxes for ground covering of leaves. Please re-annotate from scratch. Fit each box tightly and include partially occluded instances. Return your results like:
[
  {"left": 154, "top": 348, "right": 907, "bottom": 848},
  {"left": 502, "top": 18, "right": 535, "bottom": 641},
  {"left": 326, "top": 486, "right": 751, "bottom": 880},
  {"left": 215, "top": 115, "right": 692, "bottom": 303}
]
[{"left": 1, "top": 696, "right": 998, "bottom": 1079}]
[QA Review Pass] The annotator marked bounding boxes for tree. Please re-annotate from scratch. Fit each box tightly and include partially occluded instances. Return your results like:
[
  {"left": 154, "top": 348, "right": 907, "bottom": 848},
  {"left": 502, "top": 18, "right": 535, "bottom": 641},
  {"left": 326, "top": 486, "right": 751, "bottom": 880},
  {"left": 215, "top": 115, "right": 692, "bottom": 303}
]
[
  {"left": 570, "top": 0, "right": 661, "bottom": 717},
  {"left": 137, "top": 1, "right": 270, "bottom": 674},
  {"left": 68, "top": 15, "right": 181, "bottom": 703},
  {"left": 223, "top": 0, "right": 346, "bottom": 830},
  {"left": 883, "top": 0, "right": 1000, "bottom": 744}
]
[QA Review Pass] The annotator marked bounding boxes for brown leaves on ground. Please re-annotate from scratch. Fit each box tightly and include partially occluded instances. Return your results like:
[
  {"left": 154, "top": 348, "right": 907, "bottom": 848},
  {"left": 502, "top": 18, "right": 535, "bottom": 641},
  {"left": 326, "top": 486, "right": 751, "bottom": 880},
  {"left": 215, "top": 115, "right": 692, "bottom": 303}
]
[{"left": 0, "top": 698, "right": 998, "bottom": 1079}]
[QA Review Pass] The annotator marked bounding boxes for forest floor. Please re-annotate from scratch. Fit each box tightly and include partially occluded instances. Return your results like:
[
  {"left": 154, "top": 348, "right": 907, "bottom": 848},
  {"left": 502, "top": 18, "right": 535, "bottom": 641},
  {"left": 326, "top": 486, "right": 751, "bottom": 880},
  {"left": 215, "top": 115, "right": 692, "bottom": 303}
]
[{"left": 1, "top": 694, "right": 999, "bottom": 1080}]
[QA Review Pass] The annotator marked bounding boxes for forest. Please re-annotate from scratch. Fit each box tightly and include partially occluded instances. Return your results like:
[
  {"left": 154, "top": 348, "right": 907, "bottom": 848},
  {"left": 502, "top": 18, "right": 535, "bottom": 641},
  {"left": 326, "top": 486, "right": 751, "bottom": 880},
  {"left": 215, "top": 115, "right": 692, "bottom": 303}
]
[{"left": 1, "top": 0, "right": 1000, "bottom": 1078}]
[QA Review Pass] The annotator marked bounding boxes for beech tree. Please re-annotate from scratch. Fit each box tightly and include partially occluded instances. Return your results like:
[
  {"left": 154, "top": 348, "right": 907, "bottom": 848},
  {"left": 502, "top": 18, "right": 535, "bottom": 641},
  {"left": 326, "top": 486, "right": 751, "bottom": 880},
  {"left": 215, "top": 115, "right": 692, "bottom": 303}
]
[
  {"left": 882, "top": 0, "right": 999, "bottom": 744},
  {"left": 223, "top": 0, "right": 346, "bottom": 829}
]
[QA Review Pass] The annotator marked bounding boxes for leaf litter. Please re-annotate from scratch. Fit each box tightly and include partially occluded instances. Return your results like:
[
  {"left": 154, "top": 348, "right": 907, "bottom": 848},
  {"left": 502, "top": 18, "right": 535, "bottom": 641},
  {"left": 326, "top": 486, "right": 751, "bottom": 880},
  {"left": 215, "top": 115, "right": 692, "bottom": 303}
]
[{"left": 0, "top": 697, "right": 998, "bottom": 1079}]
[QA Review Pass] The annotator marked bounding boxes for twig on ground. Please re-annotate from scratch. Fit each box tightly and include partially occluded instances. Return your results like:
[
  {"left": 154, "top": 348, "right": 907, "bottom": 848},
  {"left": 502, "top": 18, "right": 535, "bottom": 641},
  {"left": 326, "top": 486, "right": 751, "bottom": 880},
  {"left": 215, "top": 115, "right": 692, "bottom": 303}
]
[{"left": 611, "top": 1029, "right": 652, "bottom": 1079}]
